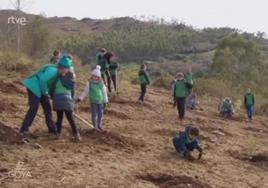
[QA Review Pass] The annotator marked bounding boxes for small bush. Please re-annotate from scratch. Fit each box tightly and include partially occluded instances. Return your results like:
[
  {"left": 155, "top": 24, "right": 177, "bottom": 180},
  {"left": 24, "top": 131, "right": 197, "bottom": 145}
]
[
  {"left": 194, "top": 78, "right": 234, "bottom": 98},
  {"left": 119, "top": 63, "right": 140, "bottom": 85},
  {"left": 0, "top": 51, "right": 35, "bottom": 73},
  {"left": 153, "top": 72, "right": 173, "bottom": 89}
]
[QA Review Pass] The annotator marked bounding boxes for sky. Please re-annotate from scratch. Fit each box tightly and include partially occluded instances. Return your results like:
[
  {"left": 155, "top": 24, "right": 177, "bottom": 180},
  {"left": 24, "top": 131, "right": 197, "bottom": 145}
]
[{"left": 1, "top": 0, "right": 267, "bottom": 34}]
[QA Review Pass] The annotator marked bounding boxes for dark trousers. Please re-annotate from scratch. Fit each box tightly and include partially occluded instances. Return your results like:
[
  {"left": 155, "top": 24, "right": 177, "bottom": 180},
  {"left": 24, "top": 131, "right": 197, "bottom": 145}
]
[
  {"left": 20, "top": 89, "right": 56, "bottom": 134},
  {"left": 56, "top": 111, "right": 79, "bottom": 135},
  {"left": 176, "top": 97, "right": 186, "bottom": 119},
  {"left": 110, "top": 74, "right": 117, "bottom": 91},
  {"left": 139, "top": 84, "right": 147, "bottom": 102},
  {"left": 101, "top": 70, "right": 111, "bottom": 92}
]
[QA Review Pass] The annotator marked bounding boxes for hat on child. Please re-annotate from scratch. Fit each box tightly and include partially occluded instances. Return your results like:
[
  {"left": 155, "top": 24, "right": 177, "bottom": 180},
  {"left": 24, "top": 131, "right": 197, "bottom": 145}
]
[
  {"left": 58, "top": 56, "right": 72, "bottom": 69},
  {"left": 91, "top": 65, "right": 101, "bottom": 78},
  {"left": 176, "top": 72, "right": 184, "bottom": 80}
]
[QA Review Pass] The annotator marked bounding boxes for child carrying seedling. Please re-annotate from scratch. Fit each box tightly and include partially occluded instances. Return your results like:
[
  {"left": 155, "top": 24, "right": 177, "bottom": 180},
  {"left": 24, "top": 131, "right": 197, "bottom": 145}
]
[
  {"left": 138, "top": 64, "right": 150, "bottom": 104},
  {"left": 77, "top": 66, "right": 108, "bottom": 131},
  {"left": 51, "top": 56, "right": 81, "bottom": 141},
  {"left": 173, "top": 125, "right": 203, "bottom": 161}
]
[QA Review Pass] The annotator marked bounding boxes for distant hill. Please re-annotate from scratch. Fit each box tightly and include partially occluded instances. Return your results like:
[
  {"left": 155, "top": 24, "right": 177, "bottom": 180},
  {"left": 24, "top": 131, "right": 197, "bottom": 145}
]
[
  {"left": 0, "top": 9, "right": 147, "bottom": 34},
  {"left": 1, "top": 9, "right": 268, "bottom": 62}
]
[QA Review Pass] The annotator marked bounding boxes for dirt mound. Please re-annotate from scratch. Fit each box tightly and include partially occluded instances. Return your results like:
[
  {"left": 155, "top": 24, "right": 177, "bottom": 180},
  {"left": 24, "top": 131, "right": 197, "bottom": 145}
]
[
  {"left": 109, "top": 97, "right": 137, "bottom": 105},
  {"left": 78, "top": 105, "right": 131, "bottom": 120},
  {"left": 105, "top": 109, "right": 131, "bottom": 120},
  {"left": 0, "top": 100, "right": 18, "bottom": 113},
  {"left": 228, "top": 150, "right": 250, "bottom": 161},
  {"left": 152, "top": 128, "right": 177, "bottom": 137},
  {"left": 0, "top": 122, "right": 21, "bottom": 144},
  {"left": 83, "top": 129, "right": 145, "bottom": 151},
  {"left": 109, "top": 97, "right": 155, "bottom": 111},
  {"left": 229, "top": 150, "right": 268, "bottom": 169},
  {"left": 0, "top": 80, "right": 26, "bottom": 95},
  {"left": 243, "top": 126, "right": 268, "bottom": 134},
  {"left": 137, "top": 173, "right": 212, "bottom": 188}
]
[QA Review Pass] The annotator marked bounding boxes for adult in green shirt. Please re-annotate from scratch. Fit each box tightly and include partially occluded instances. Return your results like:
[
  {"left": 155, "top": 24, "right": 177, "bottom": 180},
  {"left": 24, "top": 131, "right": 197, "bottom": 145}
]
[
  {"left": 20, "top": 57, "right": 72, "bottom": 137},
  {"left": 96, "top": 48, "right": 111, "bottom": 91}
]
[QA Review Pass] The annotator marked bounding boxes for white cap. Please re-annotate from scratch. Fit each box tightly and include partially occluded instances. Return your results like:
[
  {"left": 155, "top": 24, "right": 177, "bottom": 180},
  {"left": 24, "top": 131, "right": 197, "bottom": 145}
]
[{"left": 91, "top": 66, "right": 101, "bottom": 77}]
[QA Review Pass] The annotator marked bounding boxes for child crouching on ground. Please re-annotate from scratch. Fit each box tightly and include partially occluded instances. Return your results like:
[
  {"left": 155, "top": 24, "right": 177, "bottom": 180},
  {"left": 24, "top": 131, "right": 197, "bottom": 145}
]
[
  {"left": 173, "top": 125, "right": 203, "bottom": 161},
  {"left": 52, "top": 56, "right": 81, "bottom": 141},
  {"left": 77, "top": 66, "right": 108, "bottom": 131}
]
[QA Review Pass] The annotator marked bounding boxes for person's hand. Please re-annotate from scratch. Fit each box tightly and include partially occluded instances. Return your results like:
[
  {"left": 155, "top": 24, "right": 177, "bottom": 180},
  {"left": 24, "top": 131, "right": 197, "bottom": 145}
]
[
  {"left": 184, "top": 151, "right": 195, "bottom": 161},
  {"left": 173, "top": 101, "right": 177, "bottom": 108},
  {"left": 44, "top": 94, "right": 51, "bottom": 100},
  {"left": 197, "top": 147, "right": 203, "bottom": 160}
]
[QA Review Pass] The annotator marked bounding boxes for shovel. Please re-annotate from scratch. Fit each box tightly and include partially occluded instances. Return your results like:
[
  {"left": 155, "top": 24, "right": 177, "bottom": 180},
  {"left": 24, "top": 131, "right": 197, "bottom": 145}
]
[{"left": 74, "top": 103, "right": 94, "bottom": 129}]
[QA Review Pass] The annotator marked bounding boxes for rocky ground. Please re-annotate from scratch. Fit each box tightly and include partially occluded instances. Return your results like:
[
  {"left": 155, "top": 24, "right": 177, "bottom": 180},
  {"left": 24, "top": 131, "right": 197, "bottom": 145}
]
[{"left": 0, "top": 72, "right": 268, "bottom": 188}]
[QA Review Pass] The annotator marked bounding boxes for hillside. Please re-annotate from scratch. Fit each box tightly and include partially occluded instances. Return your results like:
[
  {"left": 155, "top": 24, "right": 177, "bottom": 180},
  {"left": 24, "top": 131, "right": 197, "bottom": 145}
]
[
  {"left": 0, "top": 69, "right": 267, "bottom": 188},
  {"left": 0, "top": 10, "right": 151, "bottom": 34},
  {"left": 2, "top": 9, "right": 268, "bottom": 63}
]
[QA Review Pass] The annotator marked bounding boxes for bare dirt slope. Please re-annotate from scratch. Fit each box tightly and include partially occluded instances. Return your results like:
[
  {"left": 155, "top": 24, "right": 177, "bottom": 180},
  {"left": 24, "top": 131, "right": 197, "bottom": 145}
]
[{"left": 0, "top": 73, "right": 268, "bottom": 188}]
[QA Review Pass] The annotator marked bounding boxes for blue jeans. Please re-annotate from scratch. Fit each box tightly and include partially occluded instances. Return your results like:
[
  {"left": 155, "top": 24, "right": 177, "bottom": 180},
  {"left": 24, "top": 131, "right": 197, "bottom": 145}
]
[
  {"left": 91, "top": 103, "right": 103, "bottom": 129},
  {"left": 246, "top": 105, "right": 254, "bottom": 119}
]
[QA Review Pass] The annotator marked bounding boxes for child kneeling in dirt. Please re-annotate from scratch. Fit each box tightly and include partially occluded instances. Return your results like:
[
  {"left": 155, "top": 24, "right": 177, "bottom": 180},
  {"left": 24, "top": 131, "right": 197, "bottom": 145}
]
[
  {"left": 77, "top": 66, "right": 108, "bottom": 131},
  {"left": 51, "top": 56, "right": 81, "bottom": 141},
  {"left": 173, "top": 126, "right": 203, "bottom": 161},
  {"left": 220, "top": 98, "right": 234, "bottom": 118}
]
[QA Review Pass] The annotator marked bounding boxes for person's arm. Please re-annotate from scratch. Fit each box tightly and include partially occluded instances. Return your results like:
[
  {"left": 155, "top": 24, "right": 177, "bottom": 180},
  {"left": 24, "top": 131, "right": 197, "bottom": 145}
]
[
  {"left": 197, "top": 146, "right": 203, "bottom": 160},
  {"left": 252, "top": 94, "right": 255, "bottom": 105},
  {"left": 145, "top": 72, "right": 151, "bottom": 85},
  {"left": 60, "top": 76, "right": 75, "bottom": 90},
  {"left": 78, "top": 82, "right": 90, "bottom": 101},
  {"left": 39, "top": 67, "right": 58, "bottom": 96},
  {"left": 244, "top": 95, "right": 247, "bottom": 106},
  {"left": 103, "top": 85, "right": 108, "bottom": 103}
]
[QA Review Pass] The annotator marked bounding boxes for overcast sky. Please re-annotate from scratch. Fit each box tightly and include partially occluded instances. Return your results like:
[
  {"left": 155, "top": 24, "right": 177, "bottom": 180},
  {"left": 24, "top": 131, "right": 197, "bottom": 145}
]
[{"left": 1, "top": 0, "right": 267, "bottom": 34}]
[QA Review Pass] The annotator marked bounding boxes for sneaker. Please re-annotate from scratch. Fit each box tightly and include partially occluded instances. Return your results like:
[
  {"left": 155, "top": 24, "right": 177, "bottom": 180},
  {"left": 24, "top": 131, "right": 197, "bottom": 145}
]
[
  {"left": 98, "top": 127, "right": 104, "bottom": 132},
  {"left": 94, "top": 127, "right": 102, "bottom": 132},
  {"left": 48, "top": 127, "right": 57, "bottom": 135},
  {"left": 56, "top": 133, "right": 62, "bottom": 140},
  {"left": 74, "top": 133, "right": 82, "bottom": 142},
  {"left": 138, "top": 100, "right": 144, "bottom": 104},
  {"left": 20, "top": 131, "right": 28, "bottom": 138}
]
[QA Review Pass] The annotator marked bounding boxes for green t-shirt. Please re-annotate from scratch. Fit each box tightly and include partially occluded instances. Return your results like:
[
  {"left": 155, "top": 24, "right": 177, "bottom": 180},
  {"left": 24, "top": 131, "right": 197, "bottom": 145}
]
[
  {"left": 174, "top": 80, "right": 187, "bottom": 98},
  {"left": 89, "top": 82, "right": 105, "bottom": 104},
  {"left": 54, "top": 79, "right": 72, "bottom": 95}
]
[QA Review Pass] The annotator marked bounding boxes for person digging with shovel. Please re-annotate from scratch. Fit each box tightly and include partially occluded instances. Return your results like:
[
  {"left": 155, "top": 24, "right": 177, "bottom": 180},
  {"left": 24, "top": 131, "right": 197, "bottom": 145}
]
[{"left": 19, "top": 58, "right": 73, "bottom": 138}]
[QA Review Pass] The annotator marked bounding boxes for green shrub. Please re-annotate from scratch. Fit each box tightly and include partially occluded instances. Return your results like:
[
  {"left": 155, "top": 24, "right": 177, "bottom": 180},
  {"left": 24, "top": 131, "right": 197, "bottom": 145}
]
[
  {"left": 0, "top": 51, "right": 36, "bottom": 73},
  {"left": 194, "top": 78, "right": 234, "bottom": 98},
  {"left": 118, "top": 63, "right": 140, "bottom": 85},
  {"left": 153, "top": 72, "right": 173, "bottom": 89}
]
